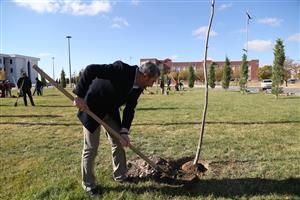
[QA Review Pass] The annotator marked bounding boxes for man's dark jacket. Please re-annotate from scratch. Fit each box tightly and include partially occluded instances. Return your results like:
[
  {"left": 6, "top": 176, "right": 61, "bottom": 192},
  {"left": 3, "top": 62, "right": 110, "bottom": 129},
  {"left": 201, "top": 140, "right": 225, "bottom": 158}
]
[
  {"left": 73, "top": 61, "right": 143, "bottom": 133},
  {"left": 17, "top": 76, "right": 32, "bottom": 91}
]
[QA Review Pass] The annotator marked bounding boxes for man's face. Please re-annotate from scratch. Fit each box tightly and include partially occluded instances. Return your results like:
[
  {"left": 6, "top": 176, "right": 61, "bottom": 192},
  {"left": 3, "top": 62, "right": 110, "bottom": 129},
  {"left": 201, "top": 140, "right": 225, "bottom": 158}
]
[{"left": 140, "top": 74, "right": 159, "bottom": 89}]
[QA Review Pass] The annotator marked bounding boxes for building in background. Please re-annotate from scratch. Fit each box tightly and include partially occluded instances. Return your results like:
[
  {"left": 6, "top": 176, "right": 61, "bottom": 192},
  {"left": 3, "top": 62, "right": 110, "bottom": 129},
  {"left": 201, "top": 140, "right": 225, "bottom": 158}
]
[
  {"left": 0, "top": 54, "right": 40, "bottom": 84},
  {"left": 140, "top": 58, "right": 259, "bottom": 80}
]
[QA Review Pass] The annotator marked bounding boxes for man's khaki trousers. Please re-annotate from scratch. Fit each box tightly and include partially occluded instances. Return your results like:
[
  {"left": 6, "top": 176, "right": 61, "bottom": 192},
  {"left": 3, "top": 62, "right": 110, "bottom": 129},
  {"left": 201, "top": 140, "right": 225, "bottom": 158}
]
[{"left": 81, "top": 114, "right": 127, "bottom": 191}]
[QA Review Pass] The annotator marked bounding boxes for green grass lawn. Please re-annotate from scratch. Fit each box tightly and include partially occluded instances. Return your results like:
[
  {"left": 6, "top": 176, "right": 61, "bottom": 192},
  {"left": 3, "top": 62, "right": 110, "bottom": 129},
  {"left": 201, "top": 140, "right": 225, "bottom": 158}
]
[{"left": 0, "top": 87, "right": 299, "bottom": 200}]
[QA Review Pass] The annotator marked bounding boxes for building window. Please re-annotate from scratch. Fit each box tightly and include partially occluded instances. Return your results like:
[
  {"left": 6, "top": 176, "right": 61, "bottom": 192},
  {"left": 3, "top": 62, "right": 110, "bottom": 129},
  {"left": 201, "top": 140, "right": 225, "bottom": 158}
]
[
  {"left": 0, "top": 59, "right": 2, "bottom": 64},
  {"left": 10, "top": 59, "right": 13, "bottom": 64},
  {"left": 10, "top": 68, "right": 13, "bottom": 73}
]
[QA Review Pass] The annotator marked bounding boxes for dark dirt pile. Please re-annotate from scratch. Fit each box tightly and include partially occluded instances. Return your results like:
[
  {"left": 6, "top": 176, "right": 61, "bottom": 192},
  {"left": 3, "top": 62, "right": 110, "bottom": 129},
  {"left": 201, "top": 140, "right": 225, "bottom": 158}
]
[{"left": 127, "top": 156, "right": 209, "bottom": 185}]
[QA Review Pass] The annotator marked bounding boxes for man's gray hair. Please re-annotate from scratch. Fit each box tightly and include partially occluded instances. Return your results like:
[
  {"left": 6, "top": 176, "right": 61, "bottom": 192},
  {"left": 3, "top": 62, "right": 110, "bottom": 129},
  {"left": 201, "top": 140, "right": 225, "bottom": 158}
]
[{"left": 139, "top": 61, "right": 160, "bottom": 77}]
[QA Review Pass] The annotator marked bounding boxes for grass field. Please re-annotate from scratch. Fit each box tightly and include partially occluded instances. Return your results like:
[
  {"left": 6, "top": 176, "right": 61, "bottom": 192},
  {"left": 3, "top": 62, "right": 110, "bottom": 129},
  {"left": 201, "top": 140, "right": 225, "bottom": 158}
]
[{"left": 0, "top": 87, "right": 299, "bottom": 200}]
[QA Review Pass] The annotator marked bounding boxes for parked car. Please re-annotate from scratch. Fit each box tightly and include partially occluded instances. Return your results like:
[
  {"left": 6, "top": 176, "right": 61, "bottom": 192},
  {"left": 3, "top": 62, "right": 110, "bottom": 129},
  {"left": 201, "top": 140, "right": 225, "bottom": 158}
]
[
  {"left": 287, "top": 78, "right": 296, "bottom": 84},
  {"left": 261, "top": 79, "right": 272, "bottom": 90}
]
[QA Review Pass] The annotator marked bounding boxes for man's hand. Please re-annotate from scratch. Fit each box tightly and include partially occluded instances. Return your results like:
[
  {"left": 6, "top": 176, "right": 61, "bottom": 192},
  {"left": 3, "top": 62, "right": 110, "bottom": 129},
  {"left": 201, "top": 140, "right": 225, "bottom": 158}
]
[
  {"left": 73, "top": 96, "right": 89, "bottom": 111},
  {"left": 120, "top": 134, "right": 130, "bottom": 147}
]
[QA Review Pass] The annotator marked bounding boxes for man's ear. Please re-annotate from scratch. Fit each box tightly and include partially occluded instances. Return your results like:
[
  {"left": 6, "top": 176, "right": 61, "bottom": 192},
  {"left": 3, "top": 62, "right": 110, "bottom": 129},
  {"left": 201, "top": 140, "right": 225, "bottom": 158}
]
[{"left": 142, "top": 73, "right": 148, "bottom": 79}]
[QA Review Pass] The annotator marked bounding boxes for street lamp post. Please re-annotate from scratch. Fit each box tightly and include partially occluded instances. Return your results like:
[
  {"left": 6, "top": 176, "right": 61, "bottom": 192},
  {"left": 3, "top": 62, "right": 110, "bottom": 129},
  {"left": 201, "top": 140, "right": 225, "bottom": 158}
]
[
  {"left": 66, "top": 35, "right": 72, "bottom": 87},
  {"left": 52, "top": 57, "right": 55, "bottom": 80},
  {"left": 245, "top": 11, "right": 252, "bottom": 55}
]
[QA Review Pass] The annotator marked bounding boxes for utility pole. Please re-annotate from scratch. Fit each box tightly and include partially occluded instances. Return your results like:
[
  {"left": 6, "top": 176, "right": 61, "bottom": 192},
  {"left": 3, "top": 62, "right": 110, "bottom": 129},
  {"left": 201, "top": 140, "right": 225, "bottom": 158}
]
[{"left": 66, "top": 35, "right": 72, "bottom": 87}]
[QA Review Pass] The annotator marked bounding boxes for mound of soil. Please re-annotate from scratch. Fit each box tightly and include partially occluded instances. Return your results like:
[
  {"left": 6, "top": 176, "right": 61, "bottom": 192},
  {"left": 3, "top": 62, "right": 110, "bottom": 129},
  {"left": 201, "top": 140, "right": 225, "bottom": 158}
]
[{"left": 127, "top": 156, "right": 209, "bottom": 185}]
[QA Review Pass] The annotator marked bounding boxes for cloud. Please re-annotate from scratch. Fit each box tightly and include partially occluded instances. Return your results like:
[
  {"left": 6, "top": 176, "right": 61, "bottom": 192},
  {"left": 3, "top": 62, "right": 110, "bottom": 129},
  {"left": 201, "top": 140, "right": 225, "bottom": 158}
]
[
  {"left": 247, "top": 40, "right": 273, "bottom": 52},
  {"left": 218, "top": 3, "right": 232, "bottom": 11},
  {"left": 62, "top": 0, "right": 111, "bottom": 16},
  {"left": 131, "top": 0, "right": 140, "bottom": 6},
  {"left": 14, "top": 0, "right": 111, "bottom": 16},
  {"left": 288, "top": 33, "right": 300, "bottom": 42},
  {"left": 192, "top": 26, "right": 217, "bottom": 39},
  {"left": 257, "top": 17, "right": 283, "bottom": 27},
  {"left": 111, "top": 17, "right": 129, "bottom": 28},
  {"left": 14, "top": 0, "right": 60, "bottom": 13}
]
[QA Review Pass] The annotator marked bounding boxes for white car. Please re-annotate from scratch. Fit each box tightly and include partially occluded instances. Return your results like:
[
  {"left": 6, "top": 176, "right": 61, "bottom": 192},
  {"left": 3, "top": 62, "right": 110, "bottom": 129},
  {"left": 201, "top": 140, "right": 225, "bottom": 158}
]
[{"left": 261, "top": 79, "right": 272, "bottom": 90}]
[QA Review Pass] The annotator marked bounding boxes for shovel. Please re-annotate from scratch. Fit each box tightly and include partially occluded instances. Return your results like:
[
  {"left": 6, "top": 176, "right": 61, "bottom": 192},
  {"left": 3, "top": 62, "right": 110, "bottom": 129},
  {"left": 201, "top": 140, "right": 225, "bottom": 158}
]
[{"left": 32, "top": 64, "right": 167, "bottom": 173}]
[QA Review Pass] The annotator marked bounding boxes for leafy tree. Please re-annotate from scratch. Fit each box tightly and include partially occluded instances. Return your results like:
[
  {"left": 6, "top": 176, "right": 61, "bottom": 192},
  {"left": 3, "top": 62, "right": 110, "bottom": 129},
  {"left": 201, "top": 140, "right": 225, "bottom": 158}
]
[
  {"left": 239, "top": 54, "right": 248, "bottom": 93},
  {"left": 283, "top": 57, "right": 298, "bottom": 86},
  {"left": 272, "top": 38, "right": 285, "bottom": 99},
  {"left": 297, "top": 65, "right": 300, "bottom": 78},
  {"left": 60, "top": 69, "right": 67, "bottom": 88},
  {"left": 258, "top": 65, "right": 272, "bottom": 80},
  {"left": 208, "top": 63, "right": 216, "bottom": 88},
  {"left": 284, "top": 58, "right": 298, "bottom": 77},
  {"left": 195, "top": 69, "right": 204, "bottom": 83},
  {"left": 232, "top": 68, "right": 240, "bottom": 81},
  {"left": 188, "top": 65, "right": 196, "bottom": 88},
  {"left": 283, "top": 69, "right": 291, "bottom": 86},
  {"left": 222, "top": 57, "right": 231, "bottom": 89},
  {"left": 178, "top": 70, "right": 188, "bottom": 80}
]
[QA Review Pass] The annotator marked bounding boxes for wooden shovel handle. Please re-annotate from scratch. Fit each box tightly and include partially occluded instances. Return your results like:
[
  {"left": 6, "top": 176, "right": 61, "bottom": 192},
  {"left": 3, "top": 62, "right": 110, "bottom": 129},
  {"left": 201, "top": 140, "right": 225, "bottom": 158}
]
[{"left": 32, "top": 64, "right": 162, "bottom": 171}]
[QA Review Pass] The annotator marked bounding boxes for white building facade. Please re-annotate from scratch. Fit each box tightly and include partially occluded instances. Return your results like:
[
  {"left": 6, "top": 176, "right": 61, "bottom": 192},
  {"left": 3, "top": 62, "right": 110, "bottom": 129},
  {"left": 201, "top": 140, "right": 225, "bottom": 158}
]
[{"left": 0, "top": 54, "right": 40, "bottom": 84}]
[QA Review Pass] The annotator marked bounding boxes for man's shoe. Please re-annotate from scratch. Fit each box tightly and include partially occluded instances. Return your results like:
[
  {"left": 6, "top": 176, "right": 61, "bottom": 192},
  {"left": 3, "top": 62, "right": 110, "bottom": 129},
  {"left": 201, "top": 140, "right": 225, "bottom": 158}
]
[{"left": 86, "top": 186, "right": 102, "bottom": 198}]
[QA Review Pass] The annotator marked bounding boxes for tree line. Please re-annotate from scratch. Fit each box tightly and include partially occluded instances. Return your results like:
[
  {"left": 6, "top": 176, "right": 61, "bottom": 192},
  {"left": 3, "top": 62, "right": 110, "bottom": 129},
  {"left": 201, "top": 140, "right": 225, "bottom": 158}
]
[{"left": 56, "top": 38, "right": 298, "bottom": 98}]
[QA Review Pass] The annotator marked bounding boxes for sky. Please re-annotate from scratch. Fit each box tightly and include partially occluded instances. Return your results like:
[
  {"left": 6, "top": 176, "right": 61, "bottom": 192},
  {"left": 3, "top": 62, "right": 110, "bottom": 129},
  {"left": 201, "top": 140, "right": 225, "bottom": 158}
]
[{"left": 1, "top": 0, "right": 299, "bottom": 78}]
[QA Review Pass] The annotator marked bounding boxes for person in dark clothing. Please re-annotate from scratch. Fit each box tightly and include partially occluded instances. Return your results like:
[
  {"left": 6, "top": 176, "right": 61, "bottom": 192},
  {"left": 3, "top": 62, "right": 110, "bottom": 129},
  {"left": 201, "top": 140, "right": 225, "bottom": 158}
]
[
  {"left": 73, "top": 60, "right": 165, "bottom": 197},
  {"left": 166, "top": 77, "right": 171, "bottom": 93},
  {"left": 17, "top": 72, "right": 35, "bottom": 106},
  {"left": 160, "top": 78, "right": 165, "bottom": 94},
  {"left": 34, "top": 77, "right": 43, "bottom": 96},
  {"left": 4, "top": 80, "right": 13, "bottom": 97},
  {"left": 0, "top": 81, "right": 5, "bottom": 97}
]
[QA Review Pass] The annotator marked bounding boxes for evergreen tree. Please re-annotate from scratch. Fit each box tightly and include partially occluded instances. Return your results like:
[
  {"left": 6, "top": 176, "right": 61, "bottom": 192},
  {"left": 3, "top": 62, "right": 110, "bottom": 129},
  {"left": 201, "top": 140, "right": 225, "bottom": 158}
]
[
  {"left": 188, "top": 65, "right": 196, "bottom": 88},
  {"left": 239, "top": 54, "right": 248, "bottom": 93},
  {"left": 208, "top": 63, "right": 216, "bottom": 88},
  {"left": 60, "top": 69, "right": 67, "bottom": 88},
  {"left": 272, "top": 38, "right": 285, "bottom": 99},
  {"left": 222, "top": 57, "right": 231, "bottom": 89}
]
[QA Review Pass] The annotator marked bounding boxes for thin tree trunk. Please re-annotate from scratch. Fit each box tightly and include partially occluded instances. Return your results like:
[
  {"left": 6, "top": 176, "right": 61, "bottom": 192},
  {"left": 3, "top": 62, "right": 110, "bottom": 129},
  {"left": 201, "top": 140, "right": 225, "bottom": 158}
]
[{"left": 193, "top": 0, "right": 215, "bottom": 165}]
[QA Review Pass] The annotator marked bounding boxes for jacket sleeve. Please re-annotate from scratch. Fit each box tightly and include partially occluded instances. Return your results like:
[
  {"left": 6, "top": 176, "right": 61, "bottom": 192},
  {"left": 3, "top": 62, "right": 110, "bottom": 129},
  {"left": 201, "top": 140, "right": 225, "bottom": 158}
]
[
  {"left": 121, "top": 88, "right": 143, "bottom": 130},
  {"left": 17, "top": 78, "right": 22, "bottom": 89},
  {"left": 73, "top": 61, "right": 125, "bottom": 98}
]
